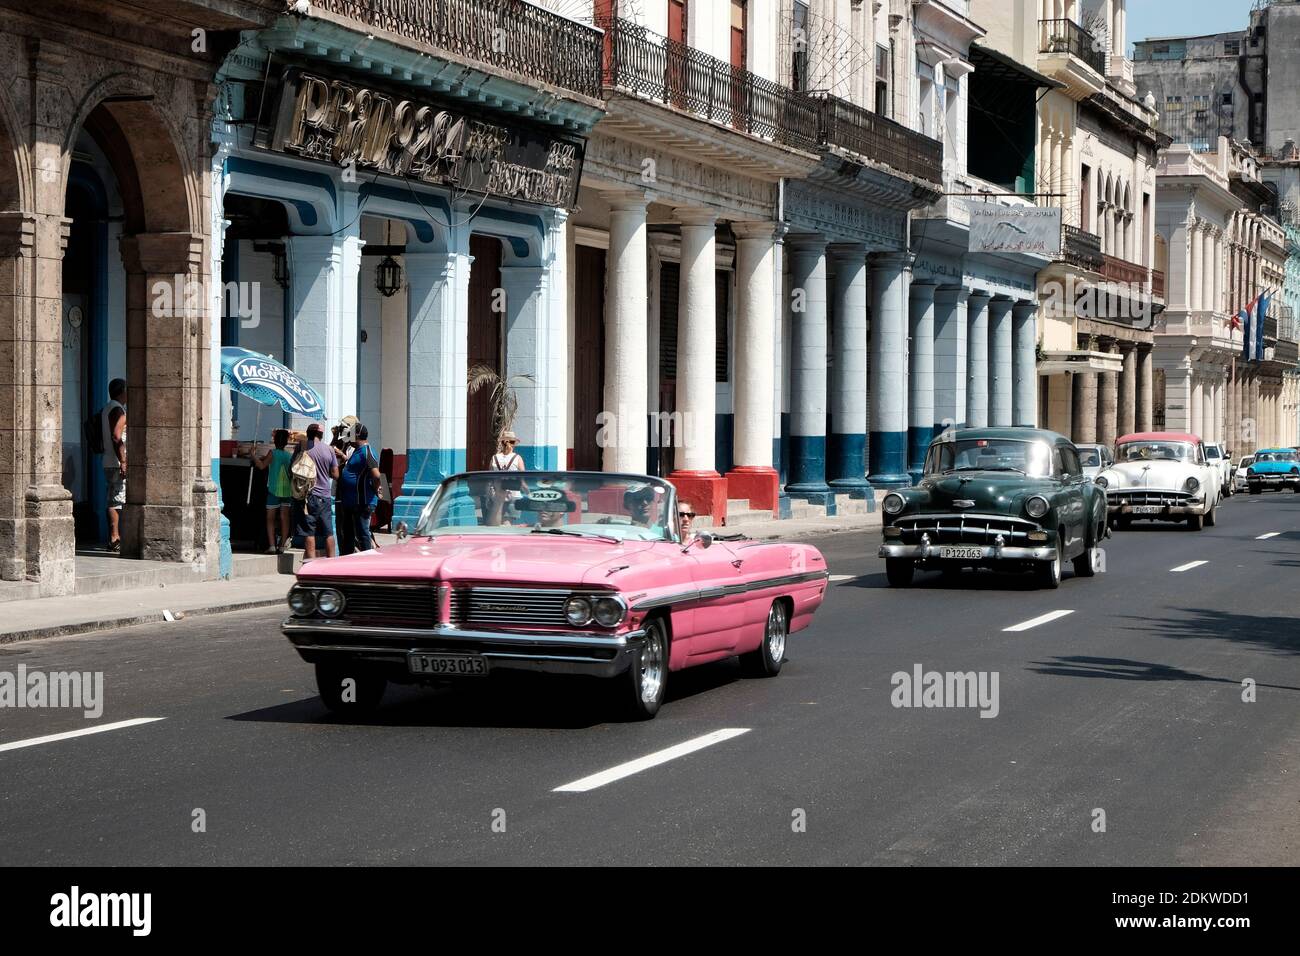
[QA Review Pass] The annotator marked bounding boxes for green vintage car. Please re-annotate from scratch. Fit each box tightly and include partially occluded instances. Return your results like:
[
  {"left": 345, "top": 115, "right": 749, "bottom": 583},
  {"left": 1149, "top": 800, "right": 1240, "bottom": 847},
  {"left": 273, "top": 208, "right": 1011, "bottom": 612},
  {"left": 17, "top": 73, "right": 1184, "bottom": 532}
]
[{"left": 878, "top": 427, "right": 1109, "bottom": 589}]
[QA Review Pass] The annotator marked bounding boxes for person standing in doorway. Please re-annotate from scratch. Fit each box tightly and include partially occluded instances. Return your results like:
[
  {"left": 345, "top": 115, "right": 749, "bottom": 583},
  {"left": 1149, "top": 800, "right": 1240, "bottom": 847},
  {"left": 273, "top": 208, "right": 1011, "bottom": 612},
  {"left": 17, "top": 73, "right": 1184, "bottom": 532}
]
[
  {"left": 254, "top": 428, "right": 294, "bottom": 554},
  {"left": 335, "top": 423, "right": 382, "bottom": 556},
  {"left": 101, "top": 378, "right": 127, "bottom": 553},
  {"left": 298, "top": 422, "right": 339, "bottom": 560}
]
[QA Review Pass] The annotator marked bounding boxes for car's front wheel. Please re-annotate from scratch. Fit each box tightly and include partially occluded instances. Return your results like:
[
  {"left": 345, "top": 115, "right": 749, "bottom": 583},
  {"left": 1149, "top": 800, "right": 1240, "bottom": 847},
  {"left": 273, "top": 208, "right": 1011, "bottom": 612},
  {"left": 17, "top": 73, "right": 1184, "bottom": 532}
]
[
  {"left": 316, "top": 662, "right": 387, "bottom": 714},
  {"left": 619, "top": 616, "right": 668, "bottom": 720},
  {"left": 1072, "top": 524, "right": 1103, "bottom": 578},
  {"left": 885, "top": 558, "right": 915, "bottom": 588},
  {"left": 1249, "top": 484, "right": 1260, "bottom": 495},
  {"left": 1205, "top": 504, "right": 1217, "bottom": 527},
  {"left": 1036, "top": 546, "right": 1062, "bottom": 589},
  {"left": 741, "top": 601, "right": 787, "bottom": 677},
  {"left": 1187, "top": 512, "right": 1205, "bottom": 531}
]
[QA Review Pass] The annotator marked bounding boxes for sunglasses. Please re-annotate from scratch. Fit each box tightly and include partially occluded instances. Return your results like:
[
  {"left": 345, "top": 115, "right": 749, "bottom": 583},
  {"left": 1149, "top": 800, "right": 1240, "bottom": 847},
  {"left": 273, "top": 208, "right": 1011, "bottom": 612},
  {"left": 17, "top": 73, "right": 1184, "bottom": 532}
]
[{"left": 679, "top": 511, "right": 695, "bottom": 518}]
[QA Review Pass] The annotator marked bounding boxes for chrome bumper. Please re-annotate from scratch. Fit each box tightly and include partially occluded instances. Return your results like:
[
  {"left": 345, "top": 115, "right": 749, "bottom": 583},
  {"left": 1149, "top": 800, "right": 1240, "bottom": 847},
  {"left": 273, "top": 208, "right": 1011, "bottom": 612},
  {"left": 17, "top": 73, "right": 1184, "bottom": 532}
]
[
  {"left": 282, "top": 619, "right": 646, "bottom": 678},
  {"left": 1107, "top": 499, "right": 1206, "bottom": 516},
  {"left": 1248, "top": 475, "right": 1295, "bottom": 485},
  {"left": 878, "top": 543, "right": 1057, "bottom": 562}
]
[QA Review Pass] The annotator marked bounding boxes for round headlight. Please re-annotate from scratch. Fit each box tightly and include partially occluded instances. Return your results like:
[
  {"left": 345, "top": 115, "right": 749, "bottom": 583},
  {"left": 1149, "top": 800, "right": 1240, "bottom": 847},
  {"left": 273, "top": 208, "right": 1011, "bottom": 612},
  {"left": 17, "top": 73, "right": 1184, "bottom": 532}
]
[
  {"left": 316, "top": 588, "right": 345, "bottom": 617},
  {"left": 1025, "top": 495, "right": 1050, "bottom": 519},
  {"left": 1184, "top": 476, "right": 1200, "bottom": 493},
  {"left": 1095, "top": 475, "right": 1108, "bottom": 489},
  {"left": 564, "top": 596, "right": 593, "bottom": 626},
  {"left": 882, "top": 493, "right": 906, "bottom": 515},
  {"left": 288, "top": 588, "right": 317, "bottom": 616},
  {"left": 592, "top": 597, "right": 625, "bottom": 627}
]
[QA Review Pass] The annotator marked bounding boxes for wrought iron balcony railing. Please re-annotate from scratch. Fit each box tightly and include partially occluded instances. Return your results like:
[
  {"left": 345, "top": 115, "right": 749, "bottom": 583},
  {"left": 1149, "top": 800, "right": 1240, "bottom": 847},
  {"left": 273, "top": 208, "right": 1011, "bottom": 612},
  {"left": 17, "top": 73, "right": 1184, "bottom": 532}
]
[
  {"left": 1059, "top": 224, "right": 1104, "bottom": 272},
  {"left": 599, "top": 16, "right": 819, "bottom": 151},
  {"left": 1038, "top": 18, "right": 1106, "bottom": 76},
  {"left": 310, "top": 0, "right": 604, "bottom": 100},
  {"left": 811, "top": 92, "right": 943, "bottom": 186}
]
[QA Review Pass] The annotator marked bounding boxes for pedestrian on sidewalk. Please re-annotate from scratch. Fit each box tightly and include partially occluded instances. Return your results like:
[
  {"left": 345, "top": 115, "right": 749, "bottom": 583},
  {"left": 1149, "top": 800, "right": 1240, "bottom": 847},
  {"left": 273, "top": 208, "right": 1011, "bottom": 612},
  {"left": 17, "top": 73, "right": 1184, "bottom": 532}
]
[
  {"left": 100, "top": 378, "right": 127, "bottom": 553},
  {"left": 296, "top": 422, "right": 338, "bottom": 560},
  {"left": 253, "top": 428, "right": 294, "bottom": 553},
  {"left": 484, "top": 430, "right": 526, "bottom": 525},
  {"left": 335, "top": 423, "right": 382, "bottom": 556}
]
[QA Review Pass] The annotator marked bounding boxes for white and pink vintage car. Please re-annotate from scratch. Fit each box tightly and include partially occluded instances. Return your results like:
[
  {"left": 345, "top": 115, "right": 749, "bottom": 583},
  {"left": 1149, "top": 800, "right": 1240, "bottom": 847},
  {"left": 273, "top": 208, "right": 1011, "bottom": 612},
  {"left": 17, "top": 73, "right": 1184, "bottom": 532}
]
[{"left": 282, "top": 472, "right": 830, "bottom": 719}]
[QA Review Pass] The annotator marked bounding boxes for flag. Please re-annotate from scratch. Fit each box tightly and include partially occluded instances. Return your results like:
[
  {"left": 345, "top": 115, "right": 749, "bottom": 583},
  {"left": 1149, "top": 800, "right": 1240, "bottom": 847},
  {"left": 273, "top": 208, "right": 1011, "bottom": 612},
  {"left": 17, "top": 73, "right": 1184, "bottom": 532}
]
[
  {"left": 1242, "top": 293, "right": 1260, "bottom": 362},
  {"left": 1229, "top": 312, "right": 1242, "bottom": 332},
  {"left": 1255, "top": 290, "right": 1271, "bottom": 362}
]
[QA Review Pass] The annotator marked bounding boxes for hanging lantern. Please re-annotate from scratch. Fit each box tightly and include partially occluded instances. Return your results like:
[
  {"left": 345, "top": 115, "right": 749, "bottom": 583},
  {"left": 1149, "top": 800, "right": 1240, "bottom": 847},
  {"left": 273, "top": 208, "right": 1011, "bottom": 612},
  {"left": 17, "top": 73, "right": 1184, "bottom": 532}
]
[{"left": 376, "top": 254, "right": 403, "bottom": 297}]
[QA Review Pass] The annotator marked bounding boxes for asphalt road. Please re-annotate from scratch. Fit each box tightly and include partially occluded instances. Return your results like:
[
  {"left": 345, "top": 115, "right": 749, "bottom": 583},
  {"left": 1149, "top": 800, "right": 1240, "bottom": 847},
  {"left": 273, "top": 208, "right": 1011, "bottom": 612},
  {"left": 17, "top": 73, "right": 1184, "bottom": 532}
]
[{"left": 2, "top": 492, "right": 1298, "bottom": 865}]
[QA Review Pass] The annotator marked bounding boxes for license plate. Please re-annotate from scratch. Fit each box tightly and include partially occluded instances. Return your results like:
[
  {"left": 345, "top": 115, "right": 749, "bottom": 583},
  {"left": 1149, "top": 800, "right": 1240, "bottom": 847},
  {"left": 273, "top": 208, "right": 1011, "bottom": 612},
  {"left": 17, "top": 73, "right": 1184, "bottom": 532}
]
[
  {"left": 408, "top": 653, "right": 489, "bottom": 676},
  {"left": 1131, "top": 506, "right": 1161, "bottom": 514},
  {"left": 940, "top": 546, "right": 984, "bottom": 560}
]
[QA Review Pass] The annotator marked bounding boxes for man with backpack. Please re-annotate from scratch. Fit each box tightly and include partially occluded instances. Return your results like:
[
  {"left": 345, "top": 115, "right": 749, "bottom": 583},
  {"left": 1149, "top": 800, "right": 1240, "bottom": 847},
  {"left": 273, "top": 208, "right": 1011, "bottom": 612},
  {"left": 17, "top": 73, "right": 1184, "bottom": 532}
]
[
  {"left": 335, "top": 423, "right": 382, "bottom": 555},
  {"left": 292, "top": 422, "right": 339, "bottom": 560}
]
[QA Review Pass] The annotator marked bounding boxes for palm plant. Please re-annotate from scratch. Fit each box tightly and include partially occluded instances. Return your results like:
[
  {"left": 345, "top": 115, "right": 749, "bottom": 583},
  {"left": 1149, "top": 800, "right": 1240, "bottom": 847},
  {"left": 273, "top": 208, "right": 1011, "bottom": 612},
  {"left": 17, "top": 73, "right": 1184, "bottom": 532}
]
[{"left": 467, "top": 363, "right": 534, "bottom": 458}]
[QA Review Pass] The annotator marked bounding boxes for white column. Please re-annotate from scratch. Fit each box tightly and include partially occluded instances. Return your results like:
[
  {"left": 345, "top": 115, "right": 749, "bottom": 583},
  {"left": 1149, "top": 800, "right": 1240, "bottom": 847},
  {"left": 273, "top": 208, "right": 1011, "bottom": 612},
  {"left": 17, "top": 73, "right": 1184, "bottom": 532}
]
[
  {"left": 966, "top": 291, "right": 991, "bottom": 428},
  {"left": 1012, "top": 301, "right": 1039, "bottom": 427},
  {"left": 672, "top": 207, "right": 718, "bottom": 474},
  {"left": 868, "top": 252, "right": 912, "bottom": 487},
  {"left": 933, "top": 286, "right": 969, "bottom": 429},
  {"left": 908, "top": 280, "right": 937, "bottom": 475},
  {"left": 1190, "top": 370, "right": 1204, "bottom": 437},
  {"left": 731, "top": 222, "right": 779, "bottom": 471},
  {"left": 1202, "top": 229, "right": 1215, "bottom": 313},
  {"left": 601, "top": 191, "right": 650, "bottom": 474},
  {"left": 1189, "top": 223, "right": 1202, "bottom": 311},
  {"left": 828, "top": 243, "right": 869, "bottom": 492},
  {"left": 988, "top": 297, "right": 1015, "bottom": 427},
  {"left": 787, "top": 236, "right": 830, "bottom": 495}
]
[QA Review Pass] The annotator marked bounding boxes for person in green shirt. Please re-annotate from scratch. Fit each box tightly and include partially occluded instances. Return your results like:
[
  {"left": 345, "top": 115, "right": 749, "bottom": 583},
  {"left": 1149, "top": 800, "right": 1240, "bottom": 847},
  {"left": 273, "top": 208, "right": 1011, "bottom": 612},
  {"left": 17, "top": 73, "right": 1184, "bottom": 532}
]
[{"left": 254, "top": 429, "right": 295, "bottom": 554}]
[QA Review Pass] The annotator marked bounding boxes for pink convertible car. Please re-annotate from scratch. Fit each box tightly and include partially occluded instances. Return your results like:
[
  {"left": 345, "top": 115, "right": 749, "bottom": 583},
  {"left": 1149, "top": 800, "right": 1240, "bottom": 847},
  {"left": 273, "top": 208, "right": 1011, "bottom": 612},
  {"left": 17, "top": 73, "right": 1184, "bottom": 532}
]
[{"left": 282, "top": 472, "right": 830, "bottom": 719}]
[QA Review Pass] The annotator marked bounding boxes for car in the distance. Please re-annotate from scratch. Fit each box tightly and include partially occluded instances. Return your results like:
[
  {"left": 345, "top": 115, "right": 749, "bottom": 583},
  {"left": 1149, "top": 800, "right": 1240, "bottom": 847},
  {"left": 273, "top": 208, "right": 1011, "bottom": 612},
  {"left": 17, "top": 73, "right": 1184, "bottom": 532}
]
[
  {"left": 1245, "top": 449, "right": 1300, "bottom": 494},
  {"left": 1204, "top": 443, "right": 1234, "bottom": 498},
  {"left": 1235, "top": 455, "right": 1255, "bottom": 492},
  {"left": 1096, "top": 432, "right": 1220, "bottom": 530},
  {"left": 879, "top": 427, "right": 1108, "bottom": 590},
  {"left": 1075, "top": 442, "right": 1114, "bottom": 482},
  {"left": 281, "top": 471, "right": 830, "bottom": 720}
]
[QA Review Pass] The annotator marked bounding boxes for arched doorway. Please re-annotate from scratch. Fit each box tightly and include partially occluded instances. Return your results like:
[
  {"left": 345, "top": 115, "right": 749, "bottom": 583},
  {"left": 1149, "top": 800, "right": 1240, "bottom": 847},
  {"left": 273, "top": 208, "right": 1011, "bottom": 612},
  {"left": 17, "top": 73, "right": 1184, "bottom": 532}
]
[{"left": 467, "top": 233, "right": 504, "bottom": 471}]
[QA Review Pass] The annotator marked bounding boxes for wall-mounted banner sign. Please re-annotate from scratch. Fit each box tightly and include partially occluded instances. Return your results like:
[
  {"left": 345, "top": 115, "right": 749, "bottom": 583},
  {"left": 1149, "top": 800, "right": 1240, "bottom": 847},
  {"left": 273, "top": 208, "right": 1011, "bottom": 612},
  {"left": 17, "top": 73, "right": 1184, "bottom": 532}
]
[
  {"left": 269, "top": 69, "right": 583, "bottom": 209},
  {"left": 969, "top": 204, "right": 1062, "bottom": 256}
]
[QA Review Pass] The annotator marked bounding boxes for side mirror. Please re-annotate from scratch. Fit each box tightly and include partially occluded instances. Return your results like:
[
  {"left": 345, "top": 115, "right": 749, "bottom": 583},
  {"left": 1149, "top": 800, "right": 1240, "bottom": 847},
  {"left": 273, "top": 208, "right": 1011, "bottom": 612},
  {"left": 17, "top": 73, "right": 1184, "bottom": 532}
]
[
  {"left": 681, "top": 532, "right": 712, "bottom": 553},
  {"left": 396, "top": 521, "right": 409, "bottom": 542}
]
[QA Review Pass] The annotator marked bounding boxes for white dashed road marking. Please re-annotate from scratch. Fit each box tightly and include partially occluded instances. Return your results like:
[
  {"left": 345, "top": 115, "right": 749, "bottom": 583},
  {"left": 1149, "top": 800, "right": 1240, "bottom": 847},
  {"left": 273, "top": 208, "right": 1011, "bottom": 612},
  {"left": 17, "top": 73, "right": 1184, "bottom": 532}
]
[
  {"left": 829, "top": 574, "right": 855, "bottom": 582},
  {"left": 1170, "top": 560, "right": 1208, "bottom": 573},
  {"left": 1003, "top": 610, "right": 1074, "bottom": 632},
  {"left": 1256, "top": 532, "right": 1281, "bottom": 540},
  {"left": 553, "top": 728, "right": 751, "bottom": 793},
  {"left": 0, "top": 718, "right": 165, "bottom": 754}
]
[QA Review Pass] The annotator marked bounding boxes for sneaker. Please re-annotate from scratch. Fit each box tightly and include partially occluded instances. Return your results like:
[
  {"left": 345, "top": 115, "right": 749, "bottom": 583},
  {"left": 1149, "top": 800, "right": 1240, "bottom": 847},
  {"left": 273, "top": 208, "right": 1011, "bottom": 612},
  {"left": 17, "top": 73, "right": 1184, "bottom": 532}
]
[
  {"left": 264, "top": 547, "right": 278, "bottom": 555},
  {"left": 107, "top": 539, "right": 121, "bottom": 553}
]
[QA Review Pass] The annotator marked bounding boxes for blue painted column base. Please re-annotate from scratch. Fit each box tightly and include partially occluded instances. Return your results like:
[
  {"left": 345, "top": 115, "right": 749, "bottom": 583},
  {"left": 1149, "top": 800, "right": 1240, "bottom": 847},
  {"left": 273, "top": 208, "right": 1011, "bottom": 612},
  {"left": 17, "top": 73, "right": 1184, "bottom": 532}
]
[
  {"left": 776, "top": 493, "right": 793, "bottom": 520},
  {"left": 827, "top": 432, "right": 871, "bottom": 498},
  {"left": 214, "top": 457, "right": 232, "bottom": 580},
  {"left": 786, "top": 433, "right": 831, "bottom": 498},
  {"left": 392, "top": 448, "right": 466, "bottom": 529},
  {"left": 868, "top": 430, "right": 913, "bottom": 488}
]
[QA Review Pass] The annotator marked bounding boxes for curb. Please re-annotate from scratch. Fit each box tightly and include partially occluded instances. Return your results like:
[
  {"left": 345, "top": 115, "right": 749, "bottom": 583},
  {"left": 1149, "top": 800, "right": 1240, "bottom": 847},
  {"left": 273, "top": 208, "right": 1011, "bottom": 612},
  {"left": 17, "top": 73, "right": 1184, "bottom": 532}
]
[{"left": 0, "top": 596, "right": 287, "bottom": 646}]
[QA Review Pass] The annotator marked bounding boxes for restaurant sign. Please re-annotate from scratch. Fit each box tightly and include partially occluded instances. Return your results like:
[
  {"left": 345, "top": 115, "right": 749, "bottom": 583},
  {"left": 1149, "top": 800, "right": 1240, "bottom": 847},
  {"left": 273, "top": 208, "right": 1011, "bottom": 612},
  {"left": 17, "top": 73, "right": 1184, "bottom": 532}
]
[{"left": 269, "top": 69, "right": 583, "bottom": 209}]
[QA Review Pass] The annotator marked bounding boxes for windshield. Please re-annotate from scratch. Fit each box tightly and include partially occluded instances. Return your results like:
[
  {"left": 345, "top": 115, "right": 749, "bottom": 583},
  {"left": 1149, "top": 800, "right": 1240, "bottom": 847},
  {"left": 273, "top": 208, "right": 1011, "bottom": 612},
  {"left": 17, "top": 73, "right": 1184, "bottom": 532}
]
[
  {"left": 1077, "top": 449, "right": 1101, "bottom": 468},
  {"left": 925, "top": 439, "right": 1053, "bottom": 478},
  {"left": 414, "top": 473, "right": 678, "bottom": 542},
  {"left": 1206, "top": 446, "right": 1223, "bottom": 459},
  {"left": 1255, "top": 451, "right": 1299, "bottom": 462},
  {"left": 1116, "top": 441, "right": 1194, "bottom": 463}
]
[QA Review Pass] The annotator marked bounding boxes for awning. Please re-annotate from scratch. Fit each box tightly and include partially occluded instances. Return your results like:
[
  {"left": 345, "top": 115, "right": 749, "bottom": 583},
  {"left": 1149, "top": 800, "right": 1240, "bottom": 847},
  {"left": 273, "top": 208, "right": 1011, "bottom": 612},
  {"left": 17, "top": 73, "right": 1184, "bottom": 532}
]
[
  {"left": 1037, "top": 349, "right": 1125, "bottom": 375},
  {"left": 970, "top": 43, "right": 1064, "bottom": 91}
]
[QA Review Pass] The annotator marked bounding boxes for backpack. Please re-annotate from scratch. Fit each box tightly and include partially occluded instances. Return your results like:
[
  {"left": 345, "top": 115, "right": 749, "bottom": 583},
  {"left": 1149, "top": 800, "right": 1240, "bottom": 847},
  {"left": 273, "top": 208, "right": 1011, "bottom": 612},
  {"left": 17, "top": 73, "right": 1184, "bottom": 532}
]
[{"left": 289, "top": 447, "right": 318, "bottom": 501}]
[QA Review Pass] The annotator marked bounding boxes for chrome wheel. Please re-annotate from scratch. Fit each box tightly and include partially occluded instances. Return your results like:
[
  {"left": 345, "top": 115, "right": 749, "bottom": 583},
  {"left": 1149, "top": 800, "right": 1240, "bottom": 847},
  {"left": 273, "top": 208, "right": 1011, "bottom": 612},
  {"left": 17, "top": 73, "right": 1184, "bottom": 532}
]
[
  {"left": 639, "top": 623, "right": 665, "bottom": 706},
  {"left": 766, "top": 603, "right": 788, "bottom": 665}
]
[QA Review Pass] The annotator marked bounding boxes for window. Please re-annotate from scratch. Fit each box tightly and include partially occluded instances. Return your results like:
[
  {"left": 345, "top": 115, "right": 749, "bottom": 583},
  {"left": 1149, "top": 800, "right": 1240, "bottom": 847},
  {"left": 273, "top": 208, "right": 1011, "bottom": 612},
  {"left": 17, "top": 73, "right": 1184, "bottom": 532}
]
[
  {"left": 917, "top": 61, "right": 935, "bottom": 137},
  {"left": 875, "top": 43, "right": 890, "bottom": 116},
  {"left": 1221, "top": 91, "right": 1233, "bottom": 106},
  {"left": 791, "top": 0, "right": 809, "bottom": 92},
  {"left": 1224, "top": 39, "right": 1240, "bottom": 56},
  {"left": 1165, "top": 95, "right": 1183, "bottom": 113},
  {"left": 943, "top": 74, "right": 960, "bottom": 157}
]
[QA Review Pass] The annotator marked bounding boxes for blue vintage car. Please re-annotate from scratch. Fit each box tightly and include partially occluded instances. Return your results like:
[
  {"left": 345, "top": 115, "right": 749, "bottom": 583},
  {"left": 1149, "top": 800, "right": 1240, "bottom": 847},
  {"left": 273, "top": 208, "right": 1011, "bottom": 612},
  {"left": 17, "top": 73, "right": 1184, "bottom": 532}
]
[
  {"left": 1245, "top": 449, "right": 1300, "bottom": 493},
  {"left": 878, "top": 427, "right": 1109, "bottom": 589}
]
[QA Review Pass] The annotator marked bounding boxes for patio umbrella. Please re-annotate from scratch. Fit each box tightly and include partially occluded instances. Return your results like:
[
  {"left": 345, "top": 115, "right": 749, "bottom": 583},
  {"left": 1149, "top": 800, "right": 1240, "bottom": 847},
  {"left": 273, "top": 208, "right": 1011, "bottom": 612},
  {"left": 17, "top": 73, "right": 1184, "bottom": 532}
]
[{"left": 220, "top": 347, "right": 327, "bottom": 504}]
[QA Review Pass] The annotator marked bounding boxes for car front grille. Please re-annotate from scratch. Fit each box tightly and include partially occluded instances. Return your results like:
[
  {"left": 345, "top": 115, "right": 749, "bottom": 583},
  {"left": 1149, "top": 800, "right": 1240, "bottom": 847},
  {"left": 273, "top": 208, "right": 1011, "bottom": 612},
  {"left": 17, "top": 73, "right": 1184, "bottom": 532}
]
[
  {"left": 1109, "top": 490, "right": 1193, "bottom": 507},
  {"left": 893, "top": 514, "right": 1041, "bottom": 545},
  {"left": 333, "top": 583, "right": 437, "bottom": 627},
  {"left": 449, "top": 587, "right": 571, "bottom": 628}
]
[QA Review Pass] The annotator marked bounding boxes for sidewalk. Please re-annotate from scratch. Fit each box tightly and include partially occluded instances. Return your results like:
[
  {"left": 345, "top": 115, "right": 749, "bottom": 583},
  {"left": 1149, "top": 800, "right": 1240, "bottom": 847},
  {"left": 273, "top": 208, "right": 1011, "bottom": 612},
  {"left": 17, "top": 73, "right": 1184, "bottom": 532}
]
[{"left": 0, "top": 514, "right": 877, "bottom": 645}]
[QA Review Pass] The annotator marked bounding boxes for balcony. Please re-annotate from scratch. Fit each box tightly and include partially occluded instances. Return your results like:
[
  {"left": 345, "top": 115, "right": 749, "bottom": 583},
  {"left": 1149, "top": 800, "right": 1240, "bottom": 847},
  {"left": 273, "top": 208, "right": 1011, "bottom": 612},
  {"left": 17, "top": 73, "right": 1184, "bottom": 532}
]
[
  {"left": 310, "top": 0, "right": 604, "bottom": 100},
  {"left": 1100, "top": 253, "right": 1148, "bottom": 288},
  {"left": 811, "top": 92, "right": 944, "bottom": 186},
  {"left": 1058, "top": 224, "right": 1103, "bottom": 272},
  {"left": 1152, "top": 268, "right": 1165, "bottom": 299},
  {"left": 600, "top": 17, "right": 818, "bottom": 151},
  {"left": 1037, "top": 18, "right": 1107, "bottom": 99}
]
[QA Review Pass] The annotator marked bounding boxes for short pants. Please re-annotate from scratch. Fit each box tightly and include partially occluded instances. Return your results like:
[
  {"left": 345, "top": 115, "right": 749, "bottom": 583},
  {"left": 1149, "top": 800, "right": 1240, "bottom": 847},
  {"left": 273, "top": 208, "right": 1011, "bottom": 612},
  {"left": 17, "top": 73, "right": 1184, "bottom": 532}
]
[
  {"left": 266, "top": 492, "right": 292, "bottom": 510},
  {"left": 104, "top": 467, "right": 126, "bottom": 508}
]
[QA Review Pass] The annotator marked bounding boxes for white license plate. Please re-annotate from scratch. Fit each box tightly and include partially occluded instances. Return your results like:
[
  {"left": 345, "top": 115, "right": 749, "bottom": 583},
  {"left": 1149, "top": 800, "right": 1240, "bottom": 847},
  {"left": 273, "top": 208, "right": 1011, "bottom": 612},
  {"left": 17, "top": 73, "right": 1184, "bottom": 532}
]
[
  {"left": 408, "top": 653, "right": 489, "bottom": 676},
  {"left": 940, "top": 546, "right": 984, "bottom": 560},
  {"left": 1131, "top": 506, "right": 1161, "bottom": 514}
]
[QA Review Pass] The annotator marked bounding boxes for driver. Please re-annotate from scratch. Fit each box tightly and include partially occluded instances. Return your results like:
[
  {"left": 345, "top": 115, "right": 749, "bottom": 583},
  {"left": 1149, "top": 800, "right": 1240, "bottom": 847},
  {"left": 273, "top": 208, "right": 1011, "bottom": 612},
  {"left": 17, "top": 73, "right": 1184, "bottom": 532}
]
[{"left": 623, "top": 485, "right": 665, "bottom": 537}]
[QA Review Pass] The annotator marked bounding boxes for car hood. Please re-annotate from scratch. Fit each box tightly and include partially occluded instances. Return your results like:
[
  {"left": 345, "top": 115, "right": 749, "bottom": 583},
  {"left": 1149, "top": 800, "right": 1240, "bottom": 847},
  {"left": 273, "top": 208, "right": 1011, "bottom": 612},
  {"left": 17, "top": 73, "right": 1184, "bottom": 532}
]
[
  {"left": 909, "top": 473, "right": 1058, "bottom": 517},
  {"left": 296, "top": 535, "right": 663, "bottom": 587},
  {"left": 1100, "top": 459, "right": 1202, "bottom": 490}
]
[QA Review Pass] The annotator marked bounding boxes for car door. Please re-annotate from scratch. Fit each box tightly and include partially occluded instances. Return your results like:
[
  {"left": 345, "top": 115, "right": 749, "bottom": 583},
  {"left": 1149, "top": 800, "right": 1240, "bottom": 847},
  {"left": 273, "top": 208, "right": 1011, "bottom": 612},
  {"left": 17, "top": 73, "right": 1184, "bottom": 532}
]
[
  {"left": 1057, "top": 443, "right": 1087, "bottom": 555},
  {"left": 682, "top": 539, "right": 748, "bottom": 658}
]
